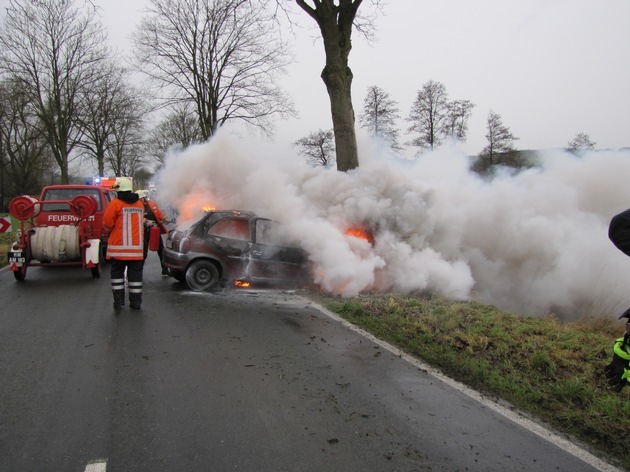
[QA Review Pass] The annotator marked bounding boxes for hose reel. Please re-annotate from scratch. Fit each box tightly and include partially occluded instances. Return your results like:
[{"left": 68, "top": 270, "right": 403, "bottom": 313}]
[
  {"left": 9, "top": 196, "right": 41, "bottom": 221},
  {"left": 69, "top": 195, "right": 98, "bottom": 219}
]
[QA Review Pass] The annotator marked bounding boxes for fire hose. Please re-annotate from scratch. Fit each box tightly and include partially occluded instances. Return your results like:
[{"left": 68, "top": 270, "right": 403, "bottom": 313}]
[{"left": 30, "top": 225, "right": 80, "bottom": 262}]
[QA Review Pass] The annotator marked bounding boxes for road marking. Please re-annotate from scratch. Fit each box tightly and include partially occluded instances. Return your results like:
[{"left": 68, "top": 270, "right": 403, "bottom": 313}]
[
  {"left": 305, "top": 297, "right": 623, "bottom": 472},
  {"left": 85, "top": 460, "right": 107, "bottom": 472}
]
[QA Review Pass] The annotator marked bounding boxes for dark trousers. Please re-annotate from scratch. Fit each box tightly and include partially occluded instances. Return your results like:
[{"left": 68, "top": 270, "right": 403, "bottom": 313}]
[{"left": 111, "top": 258, "right": 144, "bottom": 308}]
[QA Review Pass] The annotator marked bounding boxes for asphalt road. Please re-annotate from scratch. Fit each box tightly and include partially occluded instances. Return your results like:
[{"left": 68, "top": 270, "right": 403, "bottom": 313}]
[{"left": 0, "top": 256, "right": 622, "bottom": 472}]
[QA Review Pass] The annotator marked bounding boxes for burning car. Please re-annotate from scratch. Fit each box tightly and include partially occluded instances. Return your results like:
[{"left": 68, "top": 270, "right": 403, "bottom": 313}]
[{"left": 163, "top": 210, "right": 312, "bottom": 291}]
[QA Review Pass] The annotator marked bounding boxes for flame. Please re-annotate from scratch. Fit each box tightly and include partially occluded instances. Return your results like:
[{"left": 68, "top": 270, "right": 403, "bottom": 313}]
[
  {"left": 344, "top": 226, "right": 374, "bottom": 245},
  {"left": 234, "top": 280, "right": 251, "bottom": 288},
  {"left": 178, "top": 191, "right": 217, "bottom": 221}
]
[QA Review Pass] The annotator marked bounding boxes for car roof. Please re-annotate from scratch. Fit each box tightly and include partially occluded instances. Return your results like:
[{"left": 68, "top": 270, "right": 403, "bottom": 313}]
[{"left": 205, "top": 210, "right": 258, "bottom": 218}]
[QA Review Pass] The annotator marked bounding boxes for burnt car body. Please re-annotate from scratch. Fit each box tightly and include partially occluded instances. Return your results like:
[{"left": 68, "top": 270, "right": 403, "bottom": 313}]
[{"left": 163, "top": 210, "right": 312, "bottom": 291}]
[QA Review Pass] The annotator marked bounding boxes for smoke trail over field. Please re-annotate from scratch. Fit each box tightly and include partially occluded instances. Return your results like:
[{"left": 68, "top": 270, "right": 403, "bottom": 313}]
[{"left": 157, "top": 130, "right": 630, "bottom": 319}]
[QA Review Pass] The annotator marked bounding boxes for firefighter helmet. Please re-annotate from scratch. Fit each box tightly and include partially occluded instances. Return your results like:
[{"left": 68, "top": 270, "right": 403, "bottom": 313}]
[
  {"left": 113, "top": 177, "right": 133, "bottom": 192},
  {"left": 136, "top": 190, "right": 148, "bottom": 198}
]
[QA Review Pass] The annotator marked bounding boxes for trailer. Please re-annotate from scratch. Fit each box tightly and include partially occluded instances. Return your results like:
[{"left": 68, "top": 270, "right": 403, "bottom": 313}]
[{"left": 7, "top": 191, "right": 106, "bottom": 281}]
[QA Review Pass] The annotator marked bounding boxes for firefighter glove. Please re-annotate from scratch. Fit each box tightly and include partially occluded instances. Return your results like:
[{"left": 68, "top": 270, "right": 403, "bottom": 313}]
[{"left": 605, "top": 337, "right": 630, "bottom": 392}]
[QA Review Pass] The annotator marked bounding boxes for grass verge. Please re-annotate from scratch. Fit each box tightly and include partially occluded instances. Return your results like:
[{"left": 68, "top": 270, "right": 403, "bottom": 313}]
[
  {"left": 309, "top": 292, "right": 630, "bottom": 471},
  {"left": 0, "top": 231, "right": 9, "bottom": 267}
]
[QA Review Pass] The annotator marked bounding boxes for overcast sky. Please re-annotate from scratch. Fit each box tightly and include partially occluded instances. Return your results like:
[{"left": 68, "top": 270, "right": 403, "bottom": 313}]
[{"left": 3, "top": 0, "right": 629, "bottom": 155}]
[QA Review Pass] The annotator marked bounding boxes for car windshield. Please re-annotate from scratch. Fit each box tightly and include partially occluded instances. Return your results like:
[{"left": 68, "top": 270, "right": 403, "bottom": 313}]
[{"left": 40, "top": 189, "right": 102, "bottom": 212}]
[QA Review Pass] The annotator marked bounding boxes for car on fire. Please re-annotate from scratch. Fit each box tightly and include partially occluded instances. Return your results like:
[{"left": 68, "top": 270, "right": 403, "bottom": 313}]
[{"left": 163, "top": 210, "right": 312, "bottom": 291}]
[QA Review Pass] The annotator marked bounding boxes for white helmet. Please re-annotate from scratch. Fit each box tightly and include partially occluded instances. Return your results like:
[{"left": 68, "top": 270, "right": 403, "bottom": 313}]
[
  {"left": 136, "top": 190, "right": 148, "bottom": 198},
  {"left": 113, "top": 177, "right": 133, "bottom": 192}
]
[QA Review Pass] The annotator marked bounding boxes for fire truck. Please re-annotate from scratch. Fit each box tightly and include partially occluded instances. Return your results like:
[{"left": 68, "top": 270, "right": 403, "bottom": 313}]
[
  {"left": 7, "top": 183, "right": 118, "bottom": 281},
  {"left": 92, "top": 176, "right": 119, "bottom": 189}
]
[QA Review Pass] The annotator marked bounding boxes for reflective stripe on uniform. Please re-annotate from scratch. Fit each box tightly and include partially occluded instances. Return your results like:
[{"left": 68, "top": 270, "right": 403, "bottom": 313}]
[
  {"left": 107, "top": 250, "right": 144, "bottom": 258},
  {"left": 106, "top": 204, "right": 144, "bottom": 260},
  {"left": 128, "top": 281, "right": 143, "bottom": 294},
  {"left": 111, "top": 277, "right": 125, "bottom": 290}
]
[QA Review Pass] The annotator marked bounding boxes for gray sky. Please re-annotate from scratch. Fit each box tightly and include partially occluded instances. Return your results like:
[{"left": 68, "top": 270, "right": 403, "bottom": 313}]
[{"left": 4, "top": 0, "right": 630, "bottom": 155}]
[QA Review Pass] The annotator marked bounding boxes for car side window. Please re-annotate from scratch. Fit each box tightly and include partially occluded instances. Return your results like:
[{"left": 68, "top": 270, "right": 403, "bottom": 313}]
[
  {"left": 256, "top": 219, "right": 280, "bottom": 245},
  {"left": 207, "top": 217, "right": 250, "bottom": 241}
]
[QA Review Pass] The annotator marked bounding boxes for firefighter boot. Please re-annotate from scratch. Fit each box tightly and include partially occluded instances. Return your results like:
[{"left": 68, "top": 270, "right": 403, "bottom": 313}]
[
  {"left": 113, "top": 290, "right": 125, "bottom": 312},
  {"left": 129, "top": 292, "right": 142, "bottom": 310}
]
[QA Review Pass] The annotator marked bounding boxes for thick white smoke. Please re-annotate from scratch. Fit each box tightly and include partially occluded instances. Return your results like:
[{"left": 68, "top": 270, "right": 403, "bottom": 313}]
[{"left": 157, "top": 129, "right": 630, "bottom": 319}]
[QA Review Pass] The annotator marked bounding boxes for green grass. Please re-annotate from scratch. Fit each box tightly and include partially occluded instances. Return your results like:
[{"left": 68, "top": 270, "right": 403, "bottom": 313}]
[
  {"left": 0, "top": 229, "right": 9, "bottom": 267},
  {"left": 0, "top": 213, "right": 20, "bottom": 267},
  {"left": 310, "top": 292, "right": 630, "bottom": 471}
]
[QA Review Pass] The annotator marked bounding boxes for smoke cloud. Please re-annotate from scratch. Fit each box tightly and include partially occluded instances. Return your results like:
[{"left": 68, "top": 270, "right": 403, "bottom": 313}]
[{"left": 157, "top": 129, "right": 630, "bottom": 319}]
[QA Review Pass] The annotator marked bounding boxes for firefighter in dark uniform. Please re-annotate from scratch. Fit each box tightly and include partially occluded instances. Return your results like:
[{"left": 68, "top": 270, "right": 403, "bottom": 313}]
[
  {"left": 137, "top": 190, "right": 170, "bottom": 276},
  {"left": 605, "top": 209, "right": 630, "bottom": 391},
  {"left": 103, "top": 177, "right": 145, "bottom": 311}
]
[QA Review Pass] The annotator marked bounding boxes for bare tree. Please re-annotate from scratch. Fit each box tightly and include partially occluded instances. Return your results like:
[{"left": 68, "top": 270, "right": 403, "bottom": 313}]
[
  {"left": 294, "top": 129, "right": 336, "bottom": 167},
  {"left": 104, "top": 92, "right": 147, "bottom": 178},
  {"left": 146, "top": 104, "right": 205, "bottom": 169},
  {"left": 481, "top": 110, "right": 518, "bottom": 158},
  {"left": 444, "top": 99, "right": 475, "bottom": 142},
  {"left": 567, "top": 132, "right": 596, "bottom": 152},
  {"left": 0, "top": 80, "right": 7, "bottom": 209},
  {"left": 295, "top": 0, "right": 376, "bottom": 172},
  {"left": 77, "top": 63, "right": 148, "bottom": 177},
  {"left": 133, "top": 0, "right": 294, "bottom": 141},
  {"left": 472, "top": 110, "right": 522, "bottom": 174},
  {"left": 407, "top": 80, "right": 450, "bottom": 151},
  {"left": 359, "top": 85, "right": 401, "bottom": 150},
  {"left": 0, "top": 77, "right": 52, "bottom": 198},
  {"left": 0, "top": 0, "right": 109, "bottom": 183}
]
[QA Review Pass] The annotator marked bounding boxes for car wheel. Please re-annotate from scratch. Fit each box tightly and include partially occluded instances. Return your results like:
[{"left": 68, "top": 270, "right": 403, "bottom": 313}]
[{"left": 185, "top": 260, "right": 220, "bottom": 291}]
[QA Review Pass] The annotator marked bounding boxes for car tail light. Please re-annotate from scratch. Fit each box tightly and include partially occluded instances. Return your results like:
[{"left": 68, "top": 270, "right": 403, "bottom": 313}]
[{"left": 180, "top": 237, "right": 191, "bottom": 254}]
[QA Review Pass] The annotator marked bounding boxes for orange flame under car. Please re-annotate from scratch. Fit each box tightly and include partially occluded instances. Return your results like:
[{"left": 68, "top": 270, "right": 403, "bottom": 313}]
[{"left": 344, "top": 226, "right": 374, "bottom": 245}]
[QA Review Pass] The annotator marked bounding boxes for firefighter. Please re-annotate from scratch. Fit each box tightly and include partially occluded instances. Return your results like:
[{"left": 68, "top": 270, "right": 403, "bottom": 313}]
[
  {"left": 103, "top": 177, "right": 145, "bottom": 311},
  {"left": 137, "top": 190, "right": 171, "bottom": 276},
  {"left": 604, "top": 312, "right": 630, "bottom": 392},
  {"left": 605, "top": 209, "right": 630, "bottom": 391}
]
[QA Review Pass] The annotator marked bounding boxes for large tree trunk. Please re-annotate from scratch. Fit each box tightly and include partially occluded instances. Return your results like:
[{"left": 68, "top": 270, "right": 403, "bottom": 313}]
[
  {"left": 296, "top": 0, "right": 363, "bottom": 172},
  {"left": 321, "top": 63, "right": 358, "bottom": 171}
]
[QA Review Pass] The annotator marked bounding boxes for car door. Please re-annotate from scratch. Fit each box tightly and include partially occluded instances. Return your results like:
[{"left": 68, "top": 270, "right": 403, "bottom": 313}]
[
  {"left": 248, "top": 218, "right": 309, "bottom": 283},
  {"left": 202, "top": 216, "right": 252, "bottom": 279}
]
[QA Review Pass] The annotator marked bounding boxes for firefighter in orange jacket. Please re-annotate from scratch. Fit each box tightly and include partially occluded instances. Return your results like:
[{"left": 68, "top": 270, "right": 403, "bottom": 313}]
[
  {"left": 103, "top": 177, "right": 145, "bottom": 311},
  {"left": 137, "top": 190, "right": 171, "bottom": 276}
]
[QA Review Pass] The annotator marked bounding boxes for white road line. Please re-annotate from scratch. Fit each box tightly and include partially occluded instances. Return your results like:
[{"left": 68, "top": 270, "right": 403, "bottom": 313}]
[
  {"left": 304, "top": 297, "right": 623, "bottom": 472},
  {"left": 85, "top": 460, "right": 107, "bottom": 472}
]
